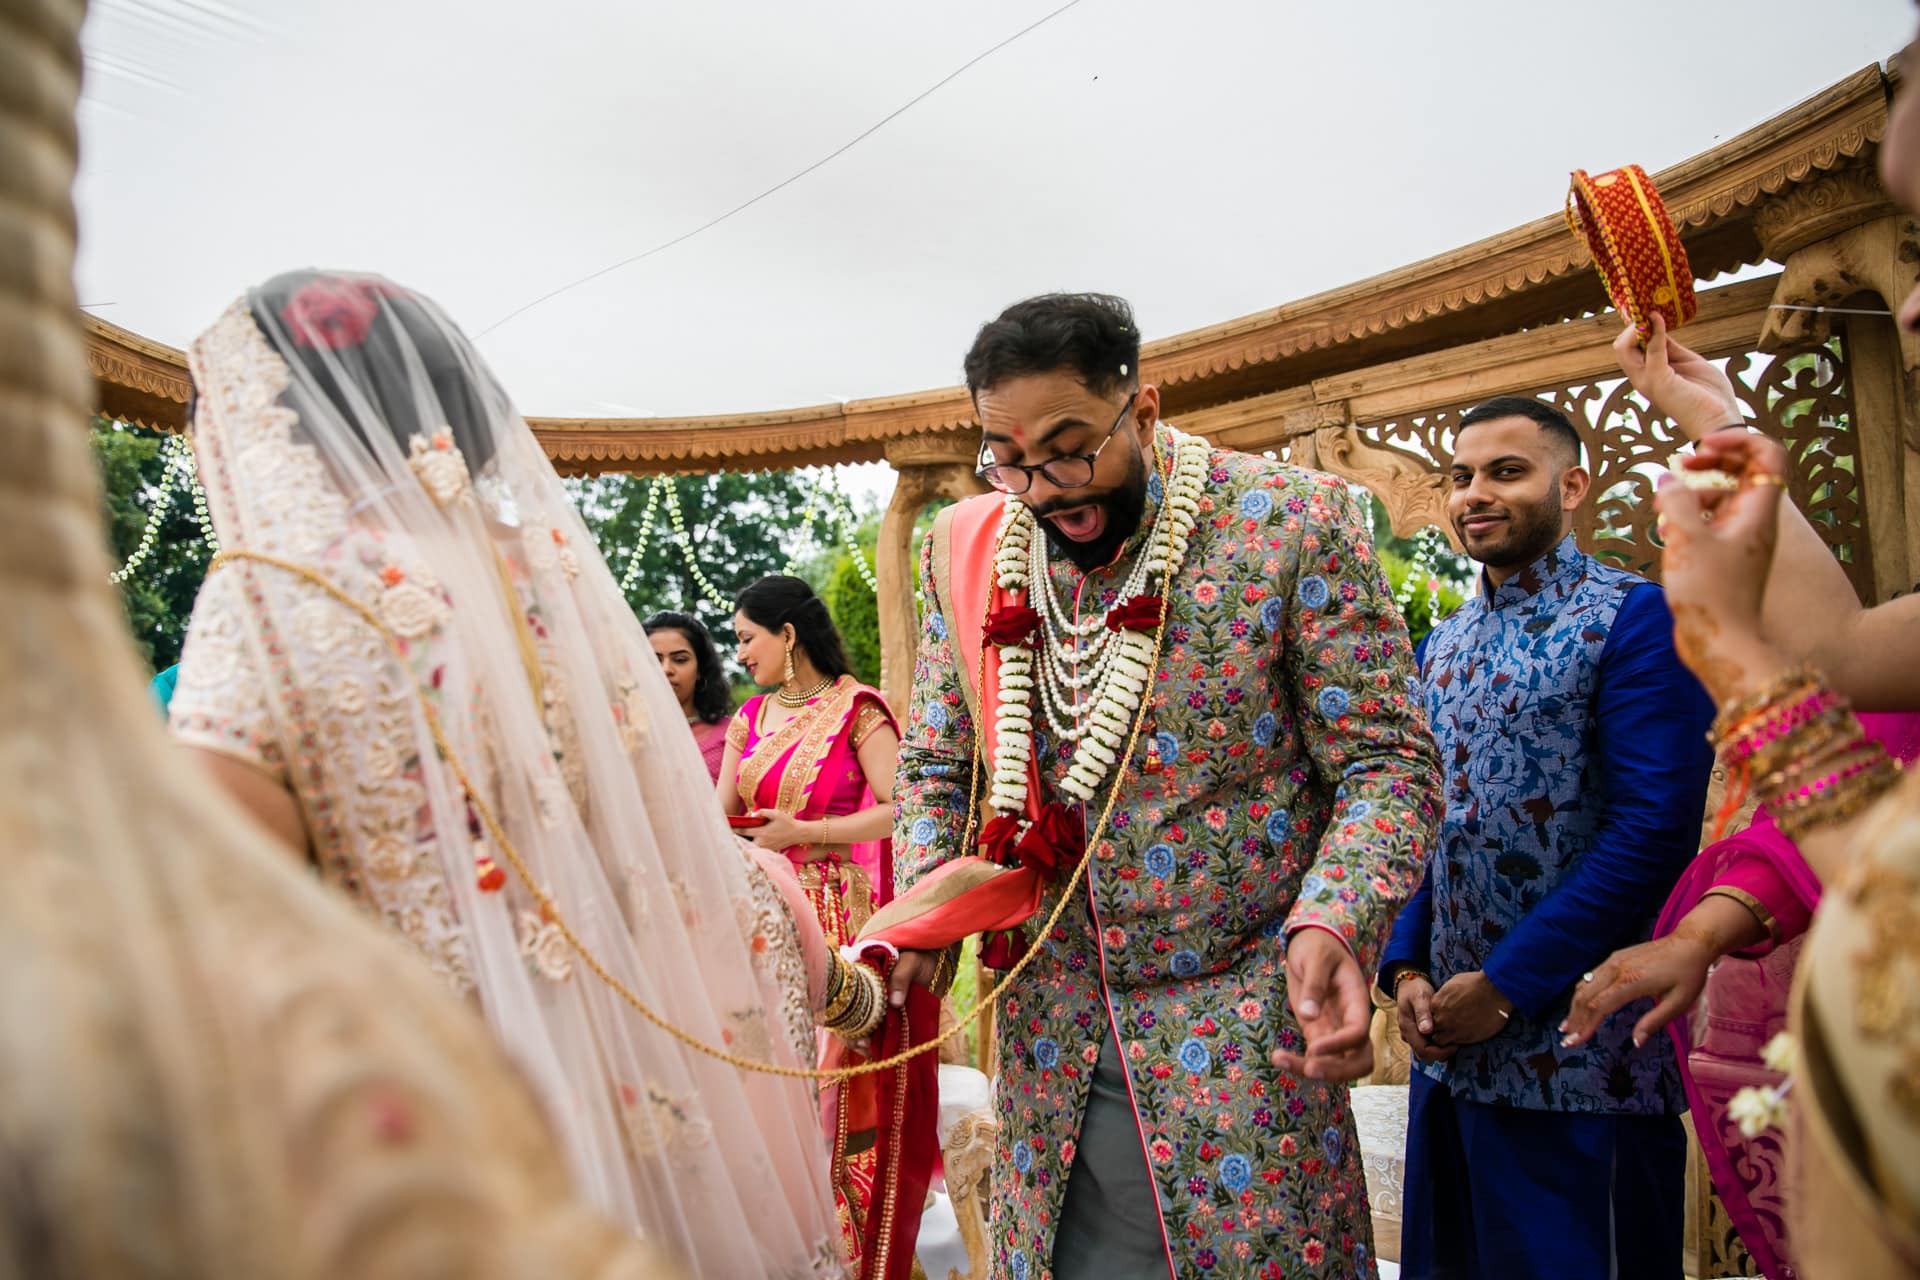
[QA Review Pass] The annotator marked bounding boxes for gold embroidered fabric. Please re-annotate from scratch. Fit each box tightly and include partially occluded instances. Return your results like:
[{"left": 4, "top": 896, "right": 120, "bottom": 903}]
[
  {"left": 169, "top": 568, "right": 286, "bottom": 780},
  {"left": 1793, "top": 764, "right": 1920, "bottom": 1270},
  {"left": 849, "top": 699, "right": 891, "bottom": 750}
]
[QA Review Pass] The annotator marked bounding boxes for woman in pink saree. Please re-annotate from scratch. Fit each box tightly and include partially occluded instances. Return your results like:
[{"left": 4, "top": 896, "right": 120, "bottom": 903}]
[
  {"left": 720, "top": 576, "right": 901, "bottom": 952},
  {"left": 1567, "top": 712, "right": 1920, "bottom": 1279}
]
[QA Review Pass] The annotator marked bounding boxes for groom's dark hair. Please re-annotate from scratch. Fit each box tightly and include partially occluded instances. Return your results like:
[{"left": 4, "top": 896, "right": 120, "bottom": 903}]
[{"left": 963, "top": 293, "right": 1140, "bottom": 401}]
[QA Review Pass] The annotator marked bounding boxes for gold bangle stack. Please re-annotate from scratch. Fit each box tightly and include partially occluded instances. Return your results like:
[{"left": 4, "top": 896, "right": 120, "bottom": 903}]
[
  {"left": 1711, "top": 670, "right": 1904, "bottom": 844},
  {"left": 822, "top": 955, "right": 886, "bottom": 1041}
]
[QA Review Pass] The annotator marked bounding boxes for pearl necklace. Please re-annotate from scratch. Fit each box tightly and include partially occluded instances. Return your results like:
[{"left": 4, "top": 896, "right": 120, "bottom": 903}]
[{"left": 988, "top": 429, "right": 1209, "bottom": 811}]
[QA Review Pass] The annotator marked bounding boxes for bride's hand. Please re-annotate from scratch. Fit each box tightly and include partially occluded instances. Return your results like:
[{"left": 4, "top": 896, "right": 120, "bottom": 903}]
[
  {"left": 747, "top": 809, "right": 813, "bottom": 851},
  {"left": 1655, "top": 433, "right": 1791, "bottom": 701}
]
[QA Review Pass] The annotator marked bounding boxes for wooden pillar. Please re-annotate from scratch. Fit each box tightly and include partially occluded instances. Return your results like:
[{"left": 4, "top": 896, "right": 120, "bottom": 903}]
[
  {"left": 876, "top": 434, "right": 989, "bottom": 716},
  {"left": 1757, "top": 179, "right": 1920, "bottom": 604},
  {"left": 1844, "top": 312, "right": 1918, "bottom": 602}
]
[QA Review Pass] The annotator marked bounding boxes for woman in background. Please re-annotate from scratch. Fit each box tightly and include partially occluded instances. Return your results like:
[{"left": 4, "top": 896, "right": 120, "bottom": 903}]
[{"left": 645, "top": 610, "right": 732, "bottom": 782}]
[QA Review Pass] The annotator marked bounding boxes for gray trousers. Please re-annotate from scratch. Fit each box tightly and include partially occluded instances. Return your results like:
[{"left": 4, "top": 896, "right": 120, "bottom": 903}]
[{"left": 1050, "top": 1031, "right": 1173, "bottom": 1280}]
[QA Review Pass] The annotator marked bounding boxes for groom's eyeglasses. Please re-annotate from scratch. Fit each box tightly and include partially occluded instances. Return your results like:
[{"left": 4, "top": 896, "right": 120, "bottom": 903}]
[{"left": 975, "top": 393, "right": 1136, "bottom": 496}]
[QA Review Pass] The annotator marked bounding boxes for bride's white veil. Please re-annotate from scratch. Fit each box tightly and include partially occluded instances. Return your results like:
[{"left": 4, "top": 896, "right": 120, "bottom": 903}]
[{"left": 183, "top": 270, "right": 843, "bottom": 1278}]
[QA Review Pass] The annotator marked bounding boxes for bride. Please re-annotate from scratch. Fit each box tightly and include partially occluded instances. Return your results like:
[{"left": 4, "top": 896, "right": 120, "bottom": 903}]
[{"left": 165, "top": 270, "right": 854, "bottom": 1278}]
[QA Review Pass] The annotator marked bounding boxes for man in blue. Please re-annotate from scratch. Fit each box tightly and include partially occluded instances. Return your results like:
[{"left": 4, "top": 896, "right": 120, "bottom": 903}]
[{"left": 1380, "top": 396, "right": 1714, "bottom": 1279}]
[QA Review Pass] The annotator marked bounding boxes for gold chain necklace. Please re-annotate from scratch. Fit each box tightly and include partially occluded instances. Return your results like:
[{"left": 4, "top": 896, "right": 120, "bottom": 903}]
[{"left": 774, "top": 674, "right": 835, "bottom": 707}]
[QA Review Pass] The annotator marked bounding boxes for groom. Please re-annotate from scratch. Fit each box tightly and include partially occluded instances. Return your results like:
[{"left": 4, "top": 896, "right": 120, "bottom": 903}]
[{"left": 885, "top": 293, "right": 1440, "bottom": 1279}]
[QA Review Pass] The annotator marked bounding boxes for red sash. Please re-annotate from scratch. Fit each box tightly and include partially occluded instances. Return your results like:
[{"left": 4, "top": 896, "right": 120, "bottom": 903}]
[{"left": 847, "top": 493, "right": 1066, "bottom": 1279}]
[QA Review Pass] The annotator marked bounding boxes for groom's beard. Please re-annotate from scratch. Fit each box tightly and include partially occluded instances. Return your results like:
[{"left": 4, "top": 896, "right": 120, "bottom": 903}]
[{"left": 1031, "top": 446, "right": 1149, "bottom": 572}]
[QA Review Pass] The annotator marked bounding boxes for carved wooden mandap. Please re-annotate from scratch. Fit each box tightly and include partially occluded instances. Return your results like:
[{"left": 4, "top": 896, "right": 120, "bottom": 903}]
[{"left": 84, "top": 56, "right": 1920, "bottom": 1280}]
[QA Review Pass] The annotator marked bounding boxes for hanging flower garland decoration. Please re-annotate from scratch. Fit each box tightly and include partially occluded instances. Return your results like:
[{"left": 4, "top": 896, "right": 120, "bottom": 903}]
[
  {"left": 108, "top": 433, "right": 192, "bottom": 584},
  {"left": 987, "top": 428, "right": 1210, "bottom": 816},
  {"left": 618, "top": 474, "right": 667, "bottom": 595},
  {"left": 832, "top": 486, "right": 879, "bottom": 591}
]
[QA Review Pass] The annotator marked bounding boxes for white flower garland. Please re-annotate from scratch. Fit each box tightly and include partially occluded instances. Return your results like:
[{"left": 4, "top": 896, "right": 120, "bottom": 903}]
[{"left": 988, "top": 429, "right": 1209, "bottom": 813}]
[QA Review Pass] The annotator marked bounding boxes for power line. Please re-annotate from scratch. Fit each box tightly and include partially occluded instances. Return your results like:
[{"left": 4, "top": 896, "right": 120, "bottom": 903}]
[{"left": 475, "top": 0, "right": 1086, "bottom": 339}]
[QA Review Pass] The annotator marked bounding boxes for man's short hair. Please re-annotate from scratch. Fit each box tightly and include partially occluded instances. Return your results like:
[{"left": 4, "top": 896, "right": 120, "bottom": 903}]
[
  {"left": 963, "top": 293, "right": 1139, "bottom": 401},
  {"left": 1455, "top": 395, "right": 1584, "bottom": 468}
]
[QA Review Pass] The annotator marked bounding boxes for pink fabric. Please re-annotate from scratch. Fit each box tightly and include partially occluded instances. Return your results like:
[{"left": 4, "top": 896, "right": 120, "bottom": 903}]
[
  {"left": 1659, "top": 711, "right": 1920, "bottom": 1280},
  {"left": 691, "top": 718, "right": 729, "bottom": 783},
  {"left": 738, "top": 684, "right": 897, "bottom": 907}
]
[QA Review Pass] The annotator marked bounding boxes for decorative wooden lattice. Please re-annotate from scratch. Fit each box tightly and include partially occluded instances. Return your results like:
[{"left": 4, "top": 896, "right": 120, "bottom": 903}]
[{"left": 1328, "top": 329, "right": 1874, "bottom": 601}]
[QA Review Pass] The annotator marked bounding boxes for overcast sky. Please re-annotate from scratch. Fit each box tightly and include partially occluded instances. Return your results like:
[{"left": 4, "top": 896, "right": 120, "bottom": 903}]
[{"left": 75, "top": 1, "right": 1913, "bottom": 420}]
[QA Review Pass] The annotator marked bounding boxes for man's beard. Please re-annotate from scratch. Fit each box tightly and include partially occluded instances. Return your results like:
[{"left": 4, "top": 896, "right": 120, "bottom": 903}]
[
  {"left": 1031, "top": 445, "right": 1149, "bottom": 572},
  {"left": 1462, "top": 485, "right": 1565, "bottom": 572}
]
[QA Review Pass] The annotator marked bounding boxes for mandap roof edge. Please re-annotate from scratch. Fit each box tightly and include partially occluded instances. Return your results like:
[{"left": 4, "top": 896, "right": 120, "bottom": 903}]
[{"left": 87, "top": 61, "right": 1893, "bottom": 473}]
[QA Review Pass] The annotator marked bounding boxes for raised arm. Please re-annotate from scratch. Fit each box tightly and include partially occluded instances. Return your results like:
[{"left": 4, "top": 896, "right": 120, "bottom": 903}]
[{"left": 1614, "top": 316, "right": 1917, "bottom": 708}]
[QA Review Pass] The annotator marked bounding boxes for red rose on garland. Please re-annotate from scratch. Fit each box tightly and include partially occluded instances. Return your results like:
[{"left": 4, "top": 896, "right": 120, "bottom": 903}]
[
  {"left": 983, "top": 604, "right": 1041, "bottom": 648},
  {"left": 1105, "top": 594, "right": 1164, "bottom": 632},
  {"left": 1014, "top": 801, "right": 1085, "bottom": 882},
  {"left": 282, "top": 277, "right": 385, "bottom": 350},
  {"left": 979, "top": 930, "right": 1031, "bottom": 970},
  {"left": 977, "top": 813, "right": 1024, "bottom": 866}
]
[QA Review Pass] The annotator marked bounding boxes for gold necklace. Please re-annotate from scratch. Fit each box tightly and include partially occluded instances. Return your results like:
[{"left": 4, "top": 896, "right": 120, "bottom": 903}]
[{"left": 775, "top": 674, "right": 835, "bottom": 707}]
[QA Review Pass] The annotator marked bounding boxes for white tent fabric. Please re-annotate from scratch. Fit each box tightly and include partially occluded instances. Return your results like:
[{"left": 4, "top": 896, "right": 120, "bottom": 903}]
[{"left": 77, "top": 1, "right": 1906, "bottom": 420}]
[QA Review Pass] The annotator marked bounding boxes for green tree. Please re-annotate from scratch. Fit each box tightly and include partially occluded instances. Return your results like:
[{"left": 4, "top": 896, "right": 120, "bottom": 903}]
[
  {"left": 1360, "top": 492, "right": 1473, "bottom": 644},
  {"left": 565, "top": 470, "right": 886, "bottom": 694},
  {"left": 817, "top": 501, "right": 883, "bottom": 688},
  {"left": 94, "top": 418, "right": 214, "bottom": 672}
]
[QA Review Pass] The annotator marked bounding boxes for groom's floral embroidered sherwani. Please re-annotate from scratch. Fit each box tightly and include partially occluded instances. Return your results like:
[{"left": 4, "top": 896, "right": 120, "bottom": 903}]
[{"left": 896, "top": 428, "right": 1441, "bottom": 1279}]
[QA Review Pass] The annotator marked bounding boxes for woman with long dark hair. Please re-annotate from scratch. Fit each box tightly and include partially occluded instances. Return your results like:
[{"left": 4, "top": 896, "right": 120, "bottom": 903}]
[
  {"left": 644, "top": 611, "right": 731, "bottom": 782},
  {"left": 722, "top": 575, "right": 899, "bottom": 946}
]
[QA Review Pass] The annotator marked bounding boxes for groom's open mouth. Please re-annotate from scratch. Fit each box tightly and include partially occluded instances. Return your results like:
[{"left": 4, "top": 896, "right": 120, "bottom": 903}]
[{"left": 1044, "top": 503, "right": 1108, "bottom": 543}]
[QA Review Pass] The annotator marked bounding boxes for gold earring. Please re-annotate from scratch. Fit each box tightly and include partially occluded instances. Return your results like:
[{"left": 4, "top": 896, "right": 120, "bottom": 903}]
[{"left": 782, "top": 641, "right": 796, "bottom": 686}]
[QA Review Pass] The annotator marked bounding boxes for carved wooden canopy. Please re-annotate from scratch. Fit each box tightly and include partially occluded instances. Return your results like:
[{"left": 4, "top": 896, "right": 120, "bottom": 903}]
[{"left": 88, "top": 62, "right": 1893, "bottom": 475}]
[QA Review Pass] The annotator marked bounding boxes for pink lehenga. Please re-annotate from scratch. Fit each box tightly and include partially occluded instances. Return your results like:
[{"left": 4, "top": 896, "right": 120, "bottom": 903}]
[
  {"left": 730, "top": 677, "right": 898, "bottom": 950},
  {"left": 1658, "top": 711, "right": 1920, "bottom": 1280}
]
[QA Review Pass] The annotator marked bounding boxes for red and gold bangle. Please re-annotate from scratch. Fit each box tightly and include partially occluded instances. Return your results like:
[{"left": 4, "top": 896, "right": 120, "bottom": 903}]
[{"left": 1566, "top": 164, "right": 1697, "bottom": 343}]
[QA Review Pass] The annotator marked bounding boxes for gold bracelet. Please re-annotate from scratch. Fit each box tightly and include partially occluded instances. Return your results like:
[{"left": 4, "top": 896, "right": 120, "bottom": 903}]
[
  {"left": 1711, "top": 665, "right": 1822, "bottom": 746},
  {"left": 1768, "top": 748, "right": 1903, "bottom": 843},
  {"left": 821, "top": 952, "right": 848, "bottom": 1013},
  {"left": 1746, "top": 706, "right": 1861, "bottom": 789},
  {"left": 820, "top": 815, "right": 832, "bottom": 846},
  {"left": 824, "top": 961, "right": 886, "bottom": 1041},
  {"left": 821, "top": 957, "right": 862, "bottom": 1026}
]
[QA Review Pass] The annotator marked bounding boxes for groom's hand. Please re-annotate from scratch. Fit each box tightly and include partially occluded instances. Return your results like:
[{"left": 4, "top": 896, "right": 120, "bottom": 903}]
[
  {"left": 886, "top": 949, "right": 937, "bottom": 1008},
  {"left": 1272, "top": 927, "right": 1375, "bottom": 1083}
]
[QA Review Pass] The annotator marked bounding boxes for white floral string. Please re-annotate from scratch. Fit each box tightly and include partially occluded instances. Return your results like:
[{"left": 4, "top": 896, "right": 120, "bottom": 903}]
[
  {"left": 989, "top": 429, "right": 1210, "bottom": 812},
  {"left": 1728, "top": 1031, "right": 1798, "bottom": 1138},
  {"left": 108, "top": 433, "right": 192, "bottom": 584},
  {"left": 618, "top": 474, "right": 668, "bottom": 595}
]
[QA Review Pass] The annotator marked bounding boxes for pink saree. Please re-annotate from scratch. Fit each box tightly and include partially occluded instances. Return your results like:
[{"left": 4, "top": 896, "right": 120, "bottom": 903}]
[
  {"left": 1659, "top": 711, "right": 1920, "bottom": 1280},
  {"left": 733, "top": 676, "right": 897, "bottom": 949}
]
